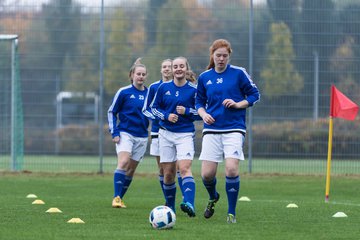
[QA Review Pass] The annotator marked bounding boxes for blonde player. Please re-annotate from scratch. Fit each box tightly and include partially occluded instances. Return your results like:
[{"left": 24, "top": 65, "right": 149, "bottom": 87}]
[
  {"left": 150, "top": 57, "right": 200, "bottom": 216},
  {"left": 108, "top": 59, "right": 149, "bottom": 208}
]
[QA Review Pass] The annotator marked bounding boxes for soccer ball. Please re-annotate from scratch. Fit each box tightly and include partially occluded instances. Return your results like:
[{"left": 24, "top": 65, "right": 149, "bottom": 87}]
[{"left": 149, "top": 205, "right": 176, "bottom": 230}]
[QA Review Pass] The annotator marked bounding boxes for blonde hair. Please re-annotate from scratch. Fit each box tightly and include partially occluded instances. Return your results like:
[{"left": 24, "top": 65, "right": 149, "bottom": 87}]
[
  {"left": 161, "top": 58, "right": 172, "bottom": 65},
  {"left": 186, "top": 70, "right": 197, "bottom": 84},
  {"left": 206, "top": 39, "right": 232, "bottom": 70},
  {"left": 129, "top": 58, "right": 147, "bottom": 83},
  {"left": 172, "top": 56, "right": 197, "bottom": 84},
  {"left": 161, "top": 58, "right": 173, "bottom": 80}
]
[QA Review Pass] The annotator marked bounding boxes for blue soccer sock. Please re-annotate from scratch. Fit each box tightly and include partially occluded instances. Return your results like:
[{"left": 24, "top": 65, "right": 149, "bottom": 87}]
[
  {"left": 120, "top": 175, "right": 133, "bottom": 198},
  {"left": 163, "top": 182, "right": 177, "bottom": 213},
  {"left": 182, "top": 176, "right": 196, "bottom": 206},
  {"left": 202, "top": 177, "right": 218, "bottom": 200},
  {"left": 177, "top": 171, "right": 184, "bottom": 199},
  {"left": 113, "top": 169, "right": 126, "bottom": 198},
  {"left": 225, "top": 175, "right": 240, "bottom": 216},
  {"left": 159, "top": 174, "right": 165, "bottom": 198}
]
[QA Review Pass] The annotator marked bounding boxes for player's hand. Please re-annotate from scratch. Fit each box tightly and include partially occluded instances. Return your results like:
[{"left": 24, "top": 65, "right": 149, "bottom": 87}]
[
  {"left": 112, "top": 136, "right": 120, "bottom": 143},
  {"left": 168, "top": 113, "right": 178, "bottom": 123},
  {"left": 202, "top": 113, "right": 215, "bottom": 125},
  {"left": 223, "top": 99, "right": 249, "bottom": 109},
  {"left": 176, "top": 106, "right": 185, "bottom": 115},
  {"left": 222, "top": 99, "right": 237, "bottom": 108}
]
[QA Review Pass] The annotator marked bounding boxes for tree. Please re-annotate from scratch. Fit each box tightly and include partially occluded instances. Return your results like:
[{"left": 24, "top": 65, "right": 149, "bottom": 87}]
[
  {"left": 300, "top": 0, "right": 336, "bottom": 58},
  {"left": 338, "top": 3, "right": 360, "bottom": 103},
  {"left": 182, "top": 0, "right": 216, "bottom": 72},
  {"left": 63, "top": 17, "right": 100, "bottom": 93},
  {"left": 155, "top": 0, "right": 188, "bottom": 57},
  {"left": 145, "top": 0, "right": 168, "bottom": 51},
  {"left": 267, "top": 0, "right": 301, "bottom": 30},
  {"left": 42, "top": 0, "right": 81, "bottom": 80},
  {"left": 330, "top": 36, "right": 360, "bottom": 103},
  {"left": 0, "top": 0, "right": 7, "bottom": 99},
  {"left": 340, "top": 4, "right": 360, "bottom": 45},
  {"left": 0, "top": 40, "right": 10, "bottom": 96},
  {"left": 0, "top": 0, "right": 5, "bottom": 11},
  {"left": 209, "top": 0, "right": 250, "bottom": 68},
  {"left": 299, "top": 0, "right": 338, "bottom": 97},
  {"left": 103, "top": 8, "right": 132, "bottom": 96},
  {"left": 266, "top": 0, "right": 304, "bottom": 59},
  {"left": 145, "top": 0, "right": 188, "bottom": 83},
  {"left": 260, "top": 22, "right": 303, "bottom": 99}
]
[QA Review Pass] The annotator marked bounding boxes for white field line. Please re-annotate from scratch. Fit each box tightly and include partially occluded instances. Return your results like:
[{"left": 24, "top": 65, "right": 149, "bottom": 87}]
[
  {"left": 245, "top": 199, "right": 360, "bottom": 207},
  {"left": 328, "top": 201, "right": 360, "bottom": 207}
]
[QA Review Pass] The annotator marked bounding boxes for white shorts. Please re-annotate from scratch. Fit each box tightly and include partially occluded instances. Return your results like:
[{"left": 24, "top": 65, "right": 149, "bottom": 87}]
[
  {"left": 115, "top": 132, "right": 148, "bottom": 162},
  {"left": 199, "top": 132, "right": 245, "bottom": 162},
  {"left": 150, "top": 136, "right": 160, "bottom": 156},
  {"left": 158, "top": 129, "right": 195, "bottom": 163}
]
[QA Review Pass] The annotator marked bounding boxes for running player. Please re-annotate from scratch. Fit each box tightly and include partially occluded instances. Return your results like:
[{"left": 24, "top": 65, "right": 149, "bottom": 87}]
[
  {"left": 142, "top": 59, "right": 173, "bottom": 199},
  {"left": 196, "top": 39, "right": 260, "bottom": 223},
  {"left": 150, "top": 57, "right": 200, "bottom": 217},
  {"left": 108, "top": 58, "right": 149, "bottom": 208}
]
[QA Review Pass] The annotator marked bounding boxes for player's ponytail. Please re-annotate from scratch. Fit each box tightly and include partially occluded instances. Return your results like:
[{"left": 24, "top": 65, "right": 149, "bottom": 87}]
[
  {"left": 206, "top": 39, "right": 232, "bottom": 70},
  {"left": 206, "top": 55, "right": 215, "bottom": 70},
  {"left": 186, "top": 70, "right": 197, "bottom": 84}
]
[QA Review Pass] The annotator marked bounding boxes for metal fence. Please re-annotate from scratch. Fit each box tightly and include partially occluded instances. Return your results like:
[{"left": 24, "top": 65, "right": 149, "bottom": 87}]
[{"left": 1, "top": 0, "right": 360, "bottom": 174}]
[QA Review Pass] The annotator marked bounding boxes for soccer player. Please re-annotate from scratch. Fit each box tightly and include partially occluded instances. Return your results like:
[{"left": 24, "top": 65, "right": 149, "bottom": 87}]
[
  {"left": 196, "top": 39, "right": 260, "bottom": 223},
  {"left": 108, "top": 58, "right": 149, "bottom": 208},
  {"left": 150, "top": 57, "right": 200, "bottom": 217},
  {"left": 142, "top": 59, "right": 173, "bottom": 199}
]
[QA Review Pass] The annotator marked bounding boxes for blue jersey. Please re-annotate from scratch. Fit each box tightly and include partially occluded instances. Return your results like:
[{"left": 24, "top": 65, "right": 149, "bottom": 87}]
[
  {"left": 108, "top": 84, "right": 149, "bottom": 138},
  {"left": 195, "top": 64, "right": 260, "bottom": 133},
  {"left": 142, "top": 80, "right": 162, "bottom": 135},
  {"left": 151, "top": 80, "right": 200, "bottom": 133}
]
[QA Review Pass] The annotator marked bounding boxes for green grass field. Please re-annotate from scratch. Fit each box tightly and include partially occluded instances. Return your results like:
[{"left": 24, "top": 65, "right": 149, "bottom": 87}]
[
  {"left": 1, "top": 155, "right": 360, "bottom": 175},
  {"left": 1, "top": 172, "right": 359, "bottom": 240}
]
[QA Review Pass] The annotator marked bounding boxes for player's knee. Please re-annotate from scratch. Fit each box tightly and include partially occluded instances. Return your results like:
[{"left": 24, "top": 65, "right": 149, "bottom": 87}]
[{"left": 225, "top": 167, "right": 238, "bottom": 177}]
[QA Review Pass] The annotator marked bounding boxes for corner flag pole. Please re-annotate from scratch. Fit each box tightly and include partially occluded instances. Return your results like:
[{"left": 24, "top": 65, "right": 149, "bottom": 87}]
[
  {"left": 325, "top": 85, "right": 359, "bottom": 203},
  {"left": 325, "top": 116, "right": 333, "bottom": 203}
]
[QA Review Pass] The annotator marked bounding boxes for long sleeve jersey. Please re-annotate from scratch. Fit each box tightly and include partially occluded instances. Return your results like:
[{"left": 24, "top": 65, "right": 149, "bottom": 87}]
[
  {"left": 195, "top": 64, "right": 260, "bottom": 133},
  {"left": 108, "top": 84, "right": 149, "bottom": 138},
  {"left": 150, "top": 80, "right": 200, "bottom": 133},
  {"left": 142, "top": 80, "right": 162, "bottom": 135}
]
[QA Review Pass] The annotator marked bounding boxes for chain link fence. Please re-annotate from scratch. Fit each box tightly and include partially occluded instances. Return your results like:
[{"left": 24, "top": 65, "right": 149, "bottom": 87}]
[{"left": 1, "top": 0, "right": 360, "bottom": 174}]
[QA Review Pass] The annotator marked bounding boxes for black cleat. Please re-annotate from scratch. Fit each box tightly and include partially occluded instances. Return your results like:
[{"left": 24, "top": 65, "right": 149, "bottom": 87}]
[{"left": 204, "top": 193, "right": 220, "bottom": 219}]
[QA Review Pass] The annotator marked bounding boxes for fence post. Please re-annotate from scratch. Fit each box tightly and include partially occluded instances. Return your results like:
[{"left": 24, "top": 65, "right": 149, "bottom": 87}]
[{"left": 248, "top": 0, "right": 254, "bottom": 173}]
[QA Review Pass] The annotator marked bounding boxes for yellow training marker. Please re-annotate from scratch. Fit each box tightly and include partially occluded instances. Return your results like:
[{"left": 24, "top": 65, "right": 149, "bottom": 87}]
[
  {"left": 286, "top": 203, "right": 298, "bottom": 208},
  {"left": 26, "top": 194, "right": 38, "bottom": 198},
  {"left": 32, "top": 199, "right": 45, "bottom": 204},
  {"left": 46, "top": 208, "right": 62, "bottom": 213},
  {"left": 238, "top": 196, "right": 251, "bottom": 202},
  {"left": 67, "top": 218, "right": 85, "bottom": 223}
]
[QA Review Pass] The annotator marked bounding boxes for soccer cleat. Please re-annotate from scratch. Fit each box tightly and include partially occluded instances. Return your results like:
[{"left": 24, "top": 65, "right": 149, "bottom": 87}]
[
  {"left": 227, "top": 213, "right": 236, "bottom": 223},
  {"left": 204, "top": 193, "right": 220, "bottom": 219},
  {"left": 112, "top": 196, "right": 127, "bottom": 208},
  {"left": 180, "top": 202, "right": 196, "bottom": 217}
]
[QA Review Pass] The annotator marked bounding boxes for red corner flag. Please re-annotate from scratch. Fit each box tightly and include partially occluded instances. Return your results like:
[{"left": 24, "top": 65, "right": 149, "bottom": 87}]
[{"left": 330, "top": 85, "right": 359, "bottom": 121}]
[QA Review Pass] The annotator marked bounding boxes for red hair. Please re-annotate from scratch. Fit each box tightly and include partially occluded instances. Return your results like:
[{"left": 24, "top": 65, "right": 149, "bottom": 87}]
[{"left": 206, "top": 39, "right": 232, "bottom": 70}]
